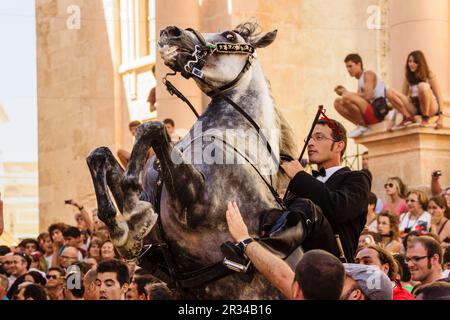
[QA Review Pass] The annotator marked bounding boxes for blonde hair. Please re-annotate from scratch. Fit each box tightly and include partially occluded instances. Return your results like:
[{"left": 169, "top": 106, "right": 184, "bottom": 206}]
[{"left": 407, "top": 189, "right": 428, "bottom": 211}]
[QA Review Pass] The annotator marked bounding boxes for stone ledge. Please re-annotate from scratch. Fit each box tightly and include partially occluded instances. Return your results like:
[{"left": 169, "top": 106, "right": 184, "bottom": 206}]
[{"left": 355, "top": 117, "right": 450, "bottom": 145}]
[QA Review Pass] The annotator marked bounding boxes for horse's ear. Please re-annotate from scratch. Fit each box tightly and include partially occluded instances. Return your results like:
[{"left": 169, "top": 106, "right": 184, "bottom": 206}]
[{"left": 250, "top": 29, "right": 277, "bottom": 48}]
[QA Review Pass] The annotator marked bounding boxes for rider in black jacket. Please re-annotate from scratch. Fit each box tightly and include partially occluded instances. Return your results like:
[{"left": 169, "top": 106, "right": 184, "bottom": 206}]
[{"left": 281, "top": 118, "right": 371, "bottom": 262}]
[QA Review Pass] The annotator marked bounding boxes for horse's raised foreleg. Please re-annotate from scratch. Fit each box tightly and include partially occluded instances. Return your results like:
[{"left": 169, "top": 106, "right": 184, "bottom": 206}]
[
  {"left": 87, "top": 146, "right": 158, "bottom": 259},
  {"left": 86, "top": 147, "right": 129, "bottom": 246},
  {"left": 125, "top": 121, "right": 205, "bottom": 226}
]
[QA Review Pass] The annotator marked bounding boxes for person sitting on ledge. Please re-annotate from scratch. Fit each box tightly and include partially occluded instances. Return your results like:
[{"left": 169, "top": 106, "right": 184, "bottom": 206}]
[
  {"left": 334, "top": 53, "right": 390, "bottom": 138},
  {"left": 388, "top": 50, "right": 444, "bottom": 130}
]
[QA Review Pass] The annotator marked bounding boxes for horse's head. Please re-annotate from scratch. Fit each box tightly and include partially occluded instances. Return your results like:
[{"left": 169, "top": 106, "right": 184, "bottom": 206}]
[{"left": 158, "top": 22, "right": 277, "bottom": 91}]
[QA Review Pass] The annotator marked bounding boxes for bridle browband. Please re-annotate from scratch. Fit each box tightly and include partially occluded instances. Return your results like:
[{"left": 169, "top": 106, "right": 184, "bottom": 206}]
[{"left": 152, "top": 27, "right": 286, "bottom": 292}]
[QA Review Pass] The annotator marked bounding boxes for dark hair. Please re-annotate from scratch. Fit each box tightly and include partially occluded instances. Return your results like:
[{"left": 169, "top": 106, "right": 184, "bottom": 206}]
[
  {"left": 146, "top": 283, "right": 175, "bottom": 300},
  {"left": 294, "top": 249, "right": 345, "bottom": 300},
  {"left": 97, "top": 259, "right": 130, "bottom": 286},
  {"left": 23, "top": 284, "right": 48, "bottom": 300},
  {"left": 25, "top": 271, "right": 47, "bottom": 286},
  {"left": 359, "top": 244, "right": 398, "bottom": 281},
  {"left": 48, "top": 266, "right": 66, "bottom": 277},
  {"left": 0, "top": 245, "right": 11, "bottom": 256},
  {"left": 408, "top": 236, "right": 443, "bottom": 265},
  {"left": 48, "top": 223, "right": 68, "bottom": 237},
  {"left": 135, "top": 274, "right": 160, "bottom": 297},
  {"left": 377, "top": 211, "right": 400, "bottom": 240},
  {"left": 393, "top": 253, "right": 411, "bottom": 282},
  {"left": 316, "top": 118, "right": 347, "bottom": 158},
  {"left": 70, "top": 261, "right": 92, "bottom": 276},
  {"left": 18, "top": 238, "right": 40, "bottom": 251},
  {"left": 402, "top": 230, "right": 420, "bottom": 250},
  {"left": 162, "top": 118, "right": 175, "bottom": 127},
  {"left": 368, "top": 192, "right": 377, "bottom": 206},
  {"left": 405, "top": 50, "right": 431, "bottom": 85},
  {"left": 14, "top": 252, "right": 31, "bottom": 270},
  {"left": 428, "top": 195, "right": 450, "bottom": 219},
  {"left": 63, "top": 226, "right": 81, "bottom": 239},
  {"left": 344, "top": 53, "right": 363, "bottom": 69},
  {"left": 414, "top": 281, "right": 450, "bottom": 300}
]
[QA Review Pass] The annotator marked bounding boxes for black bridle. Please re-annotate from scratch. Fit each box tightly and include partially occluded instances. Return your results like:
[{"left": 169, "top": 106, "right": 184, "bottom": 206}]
[{"left": 152, "top": 28, "right": 287, "bottom": 291}]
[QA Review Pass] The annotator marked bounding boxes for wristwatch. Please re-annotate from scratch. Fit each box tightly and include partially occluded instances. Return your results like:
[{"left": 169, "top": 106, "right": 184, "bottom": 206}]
[{"left": 238, "top": 238, "right": 254, "bottom": 252}]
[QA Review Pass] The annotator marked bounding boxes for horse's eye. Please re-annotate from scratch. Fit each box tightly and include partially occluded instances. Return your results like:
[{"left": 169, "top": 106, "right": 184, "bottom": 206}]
[{"left": 225, "top": 33, "right": 235, "bottom": 41}]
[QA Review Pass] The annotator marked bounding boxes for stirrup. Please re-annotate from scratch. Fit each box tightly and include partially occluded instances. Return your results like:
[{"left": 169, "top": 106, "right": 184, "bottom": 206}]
[
  {"left": 220, "top": 241, "right": 255, "bottom": 283},
  {"left": 221, "top": 241, "right": 251, "bottom": 273}
]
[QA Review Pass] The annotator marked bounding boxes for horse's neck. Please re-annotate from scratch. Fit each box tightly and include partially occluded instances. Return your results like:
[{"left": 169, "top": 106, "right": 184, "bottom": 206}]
[{"left": 229, "top": 63, "right": 277, "bottom": 132}]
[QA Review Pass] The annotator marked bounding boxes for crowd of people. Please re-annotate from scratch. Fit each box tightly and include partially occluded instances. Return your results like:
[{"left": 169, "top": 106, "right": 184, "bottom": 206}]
[{"left": 0, "top": 200, "right": 176, "bottom": 301}]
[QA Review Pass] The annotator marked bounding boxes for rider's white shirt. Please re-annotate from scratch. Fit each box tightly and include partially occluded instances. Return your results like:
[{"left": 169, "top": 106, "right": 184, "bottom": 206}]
[{"left": 316, "top": 166, "right": 344, "bottom": 183}]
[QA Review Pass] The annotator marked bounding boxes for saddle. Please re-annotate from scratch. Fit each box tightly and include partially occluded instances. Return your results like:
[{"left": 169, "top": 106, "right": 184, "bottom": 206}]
[{"left": 221, "top": 197, "right": 339, "bottom": 277}]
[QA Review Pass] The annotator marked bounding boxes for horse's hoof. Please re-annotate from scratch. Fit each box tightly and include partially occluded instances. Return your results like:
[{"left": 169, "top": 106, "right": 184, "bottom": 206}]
[{"left": 117, "top": 211, "right": 158, "bottom": 259}]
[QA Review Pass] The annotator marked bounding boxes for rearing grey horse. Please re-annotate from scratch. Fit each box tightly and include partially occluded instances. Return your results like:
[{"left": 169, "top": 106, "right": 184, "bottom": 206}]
[{"left": 86, "top": 22, "right": 298, "bottom": 299}]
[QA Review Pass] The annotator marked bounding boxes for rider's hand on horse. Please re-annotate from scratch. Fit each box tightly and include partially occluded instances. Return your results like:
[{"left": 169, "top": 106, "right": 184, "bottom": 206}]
[
  {"left": 226, "top": 201, "right": 250, "bottom": 243},
  {"left": 280, "top": 160, "right": 304, "bottom": 179}
]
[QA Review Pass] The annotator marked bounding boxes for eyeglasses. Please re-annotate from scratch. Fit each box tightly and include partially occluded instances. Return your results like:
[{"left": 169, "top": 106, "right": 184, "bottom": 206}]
[
  {"left": 384, "top": 183, "right": 394, "bottom": 189},
  {"left": 46, "top": 274, "right": 59, "bottom": 280},
  {"left": 59, "top": 255, "right": 77, "bottom": 260},
  {"left": 304, "top": 133, "right": 336, "bottom": 143},
  {"left": 405, "top": 255, "right": 428, "bottom": 263}
]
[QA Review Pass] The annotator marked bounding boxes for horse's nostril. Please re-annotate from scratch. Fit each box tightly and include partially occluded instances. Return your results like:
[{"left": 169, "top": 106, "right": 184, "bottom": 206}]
[{"left": 164, "top": 26, "right": 182, "bottom": 38}]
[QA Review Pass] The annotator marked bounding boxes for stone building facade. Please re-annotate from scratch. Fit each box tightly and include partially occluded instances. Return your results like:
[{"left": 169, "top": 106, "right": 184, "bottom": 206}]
[{"left": 36, "top": 0, "right": 450, "bottom": 230}]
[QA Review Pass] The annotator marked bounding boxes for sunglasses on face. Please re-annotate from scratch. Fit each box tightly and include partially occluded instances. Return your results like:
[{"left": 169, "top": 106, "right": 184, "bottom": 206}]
[
  {"left": 46, "top": 274, "right": 59, "bottom": 280},
  {"left": 384, "top": 183, "right": 395, "bottom": 189},
  {"left": 405, "top": 255, "right": 428, "bottom": 263}
]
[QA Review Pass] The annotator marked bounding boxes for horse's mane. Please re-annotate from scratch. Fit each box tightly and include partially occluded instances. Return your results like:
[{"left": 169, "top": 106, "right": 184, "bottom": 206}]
[{"left": 233, "top": 21, "right": 262, "bottom": 41}]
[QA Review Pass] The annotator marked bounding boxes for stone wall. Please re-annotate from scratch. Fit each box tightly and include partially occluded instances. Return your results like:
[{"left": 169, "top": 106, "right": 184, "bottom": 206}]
[{"left": 36, "top": 0, "right": 124, "bottom": 230}]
